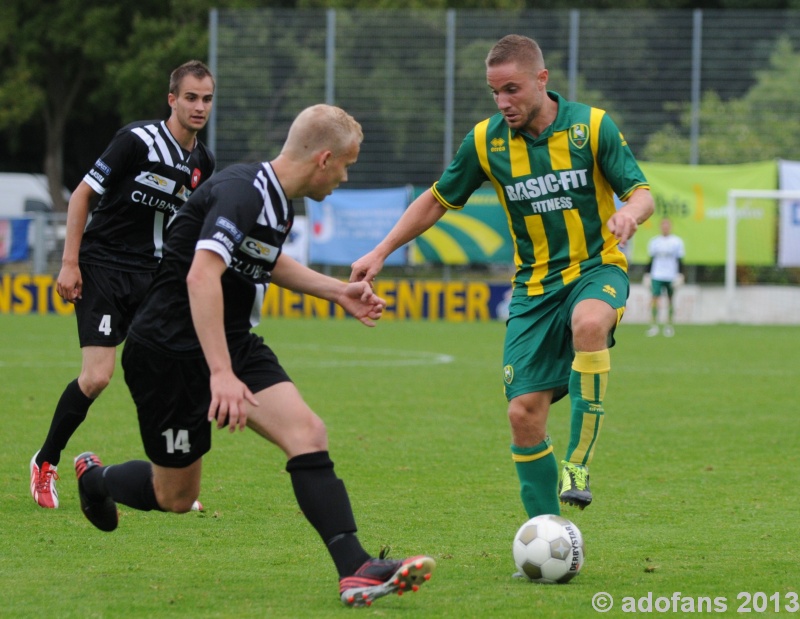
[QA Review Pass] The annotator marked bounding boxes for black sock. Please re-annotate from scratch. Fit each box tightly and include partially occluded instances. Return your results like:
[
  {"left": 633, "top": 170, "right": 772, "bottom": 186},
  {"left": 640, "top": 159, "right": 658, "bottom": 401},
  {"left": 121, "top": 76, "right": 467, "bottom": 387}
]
[
  {"left": 83, "top": 460, "right": 164, "bottom": 511},
  {"left": 286, "top": 451, "right": 370, "bottom": 576},
  {"left": 37, "top": 379, "right": 94, "bottom": 467},
  {"left": 327, "top": 534, "right": 372, "bottom": 576}
]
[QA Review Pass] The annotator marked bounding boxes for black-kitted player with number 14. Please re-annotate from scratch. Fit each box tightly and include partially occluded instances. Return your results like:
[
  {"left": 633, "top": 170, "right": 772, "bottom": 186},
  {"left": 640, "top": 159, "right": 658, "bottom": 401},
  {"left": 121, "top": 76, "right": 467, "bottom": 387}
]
[
  {"left": 30, "top": 61, "right": 216, "bottom": 510},
  {"left": 72, "top": 104, "right": 435, "bottom": 608}
]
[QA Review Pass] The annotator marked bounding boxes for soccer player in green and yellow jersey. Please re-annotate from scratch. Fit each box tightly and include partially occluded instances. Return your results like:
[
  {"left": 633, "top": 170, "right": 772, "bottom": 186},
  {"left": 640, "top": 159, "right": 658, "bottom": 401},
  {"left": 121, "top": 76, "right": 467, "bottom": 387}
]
[{"left": 351, "top": 34, "right": 654, "bottom": 521}]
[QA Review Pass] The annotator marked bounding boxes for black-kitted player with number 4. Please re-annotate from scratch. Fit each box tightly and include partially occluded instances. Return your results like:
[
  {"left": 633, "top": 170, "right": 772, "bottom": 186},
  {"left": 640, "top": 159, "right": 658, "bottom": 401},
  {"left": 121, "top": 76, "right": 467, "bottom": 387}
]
[{"left": 30, "top": 61, "right": 216, "bottom": 510}]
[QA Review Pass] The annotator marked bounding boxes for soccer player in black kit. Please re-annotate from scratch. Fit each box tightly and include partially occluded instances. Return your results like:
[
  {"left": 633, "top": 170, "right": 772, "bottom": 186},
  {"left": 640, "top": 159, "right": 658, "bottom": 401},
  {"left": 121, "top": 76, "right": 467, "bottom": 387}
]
[
  {"left": 30, "top": 60, "right": 216, "bottom": 509},
  {"left": 72, "top": 104, "right": 435, "bottom": 607}
]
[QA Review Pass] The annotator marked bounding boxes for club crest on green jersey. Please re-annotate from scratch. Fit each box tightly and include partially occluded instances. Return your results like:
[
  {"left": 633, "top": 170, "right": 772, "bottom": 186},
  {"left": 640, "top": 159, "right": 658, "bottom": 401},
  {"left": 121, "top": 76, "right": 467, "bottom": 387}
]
[
  {"left": 504, "top": 364, "right": 514, "bottom": 384},
  {"left": 568, "top": 124, "right": 589, "bottom": 149}
]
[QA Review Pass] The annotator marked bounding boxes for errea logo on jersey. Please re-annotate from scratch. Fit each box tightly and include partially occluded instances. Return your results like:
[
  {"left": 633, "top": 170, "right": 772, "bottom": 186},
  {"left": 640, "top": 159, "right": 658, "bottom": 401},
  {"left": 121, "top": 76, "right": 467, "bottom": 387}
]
[
  {"left": 135, "top": 171, "right": 176, "bottom": 195},
  {"left": 490, "top": 137, "right": 506, "bottom": 152},
  {"left": 241, "top": 237, "right": 279, "bottom": 262}
]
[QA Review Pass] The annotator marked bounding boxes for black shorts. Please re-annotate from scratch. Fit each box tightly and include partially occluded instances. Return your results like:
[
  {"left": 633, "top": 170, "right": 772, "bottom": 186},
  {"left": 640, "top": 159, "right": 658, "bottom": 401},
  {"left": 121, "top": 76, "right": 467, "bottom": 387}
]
[
  {"left": 75, "top": 263, "right": 154, "bottom": 347},
  {"left": 122, "top": 333, "right": 292, "bottom": 468}
]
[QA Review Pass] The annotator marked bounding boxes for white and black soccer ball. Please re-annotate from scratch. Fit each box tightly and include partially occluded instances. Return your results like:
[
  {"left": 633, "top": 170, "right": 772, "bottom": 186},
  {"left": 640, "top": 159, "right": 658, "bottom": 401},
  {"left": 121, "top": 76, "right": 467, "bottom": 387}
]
[{"left": 512, "top": 514, "right": 585, "bottom": 583}]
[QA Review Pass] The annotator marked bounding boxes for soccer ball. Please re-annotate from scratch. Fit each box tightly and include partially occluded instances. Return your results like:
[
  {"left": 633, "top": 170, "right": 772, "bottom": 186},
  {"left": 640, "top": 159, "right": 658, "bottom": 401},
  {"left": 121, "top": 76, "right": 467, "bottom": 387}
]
[{"left": 512, "top": 514, "right": 584, "bottom": 583}]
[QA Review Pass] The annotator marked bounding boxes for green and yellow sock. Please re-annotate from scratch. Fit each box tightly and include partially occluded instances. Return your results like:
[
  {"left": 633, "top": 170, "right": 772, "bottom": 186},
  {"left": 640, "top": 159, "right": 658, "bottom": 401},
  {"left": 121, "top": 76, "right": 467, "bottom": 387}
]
[
  {"left": 564, "top": 349, "right": 610, "bottom": 466},
  {"left": 511, "top": 438, "right": 560, "bottom": 518}
]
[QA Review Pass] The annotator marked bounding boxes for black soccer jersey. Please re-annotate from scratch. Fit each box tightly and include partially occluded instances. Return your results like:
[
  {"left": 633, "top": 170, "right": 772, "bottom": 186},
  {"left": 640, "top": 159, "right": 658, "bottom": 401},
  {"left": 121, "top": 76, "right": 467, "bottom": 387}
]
[
  {"left": 79, "top": 119, "right": 215, "bottom": 271},
  {"left": 128, "top": 162, "right": 293, "bottom": 355}
]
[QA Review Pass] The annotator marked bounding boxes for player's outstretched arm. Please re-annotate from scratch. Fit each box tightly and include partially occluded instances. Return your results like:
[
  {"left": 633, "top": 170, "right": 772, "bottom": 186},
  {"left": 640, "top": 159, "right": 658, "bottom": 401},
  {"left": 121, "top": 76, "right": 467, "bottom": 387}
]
[
  {"left": 350, "top": 189, "right": 447, "bottom": 283},
  {"left": 271, "top": 254, "right": 386, "bottom": 327}
]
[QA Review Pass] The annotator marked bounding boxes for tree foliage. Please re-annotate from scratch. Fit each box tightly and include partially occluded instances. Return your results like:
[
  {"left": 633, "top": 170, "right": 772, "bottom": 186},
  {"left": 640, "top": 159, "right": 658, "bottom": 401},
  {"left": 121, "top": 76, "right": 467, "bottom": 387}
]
[
  {"left": 0, "top": 1, "right": 129, "bottom": 206},
  {"left": 643, "top": 36, "right": 800, "bottom": 163},
  {"left": 3, "top": 0, "right": 800, "bottom": 207},
  {"left": 0, "top": 0, "right": 214, "bottom": 208}
]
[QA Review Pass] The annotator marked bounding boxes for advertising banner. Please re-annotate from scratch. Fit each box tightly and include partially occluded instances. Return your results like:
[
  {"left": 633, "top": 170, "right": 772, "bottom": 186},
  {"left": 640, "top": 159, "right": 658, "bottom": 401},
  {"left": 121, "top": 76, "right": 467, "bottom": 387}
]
[
  {"left": 0, "top": 218, "right": 31, "bottom": 263},
  {"left": 261, "top": 279, "right": 512, "bottom": 321},
  {"left": 635, "top": 161, "right": 777, "bottom": 265},
  {"left": 307, "top": 187, "right": 410, "bottom": 266},
  {"left": 0, "top": 273, "right": 75, "bottom": 314},
  {"left": 0, "top": 273, "right": 513, "bottom": 320},
  {"left": 778, "top": 159, "right": 800, "bottom": 267},
  {"left": 281, "top": 215, "right": 308, "bottom": 266},
  {"left": 411, "top": 186, "right": 513, "bottom": 265}
]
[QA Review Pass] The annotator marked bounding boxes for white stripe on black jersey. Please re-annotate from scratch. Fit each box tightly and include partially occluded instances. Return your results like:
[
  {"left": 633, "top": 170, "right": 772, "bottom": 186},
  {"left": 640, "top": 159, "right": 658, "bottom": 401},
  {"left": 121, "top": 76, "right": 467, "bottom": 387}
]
[
  {"left": 79, "top": 119, "right": 215, "bottom": 271},
  {"left": 258, "top": 163, "right": 290, "bottom": 226},
  {"left": 251, "top": 283, "right": 267, "bottom": 328},
  {"left": 132, "top": 125, "right": 175, "bottom": 166}
]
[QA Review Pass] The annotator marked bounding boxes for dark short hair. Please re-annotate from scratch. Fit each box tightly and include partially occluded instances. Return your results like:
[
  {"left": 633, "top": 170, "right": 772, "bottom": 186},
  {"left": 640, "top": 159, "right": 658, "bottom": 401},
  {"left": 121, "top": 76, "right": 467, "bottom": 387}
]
[{"left": 169, "top": 60, "right": 215, "bottom": 95}]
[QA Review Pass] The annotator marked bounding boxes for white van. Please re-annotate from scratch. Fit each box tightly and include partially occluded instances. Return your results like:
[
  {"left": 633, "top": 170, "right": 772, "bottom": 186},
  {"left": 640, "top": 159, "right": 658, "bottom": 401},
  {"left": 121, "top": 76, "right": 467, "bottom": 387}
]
[
  {"left": 0, "top": 172, "right": 70, "bottom": 262},
  {"left": 0, "top": 172, "right": 69, "bottom": 217}
]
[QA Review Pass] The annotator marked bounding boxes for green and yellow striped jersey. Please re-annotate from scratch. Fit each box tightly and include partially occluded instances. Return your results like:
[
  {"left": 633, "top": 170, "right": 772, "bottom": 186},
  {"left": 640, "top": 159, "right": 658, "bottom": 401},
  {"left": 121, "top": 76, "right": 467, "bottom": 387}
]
[{"left": 432, "top": 91, "right": 649, "bottom": 297}]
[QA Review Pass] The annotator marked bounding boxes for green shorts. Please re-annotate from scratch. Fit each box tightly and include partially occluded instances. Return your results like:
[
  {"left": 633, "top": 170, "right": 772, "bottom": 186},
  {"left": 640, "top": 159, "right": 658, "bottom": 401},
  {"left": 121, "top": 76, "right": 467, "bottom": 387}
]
[
  {"left": 502, "top": 265, "right": 629, "bottom": 402},
  {"left": 651, "top": 280, "right": 674, "bottom": 297}
]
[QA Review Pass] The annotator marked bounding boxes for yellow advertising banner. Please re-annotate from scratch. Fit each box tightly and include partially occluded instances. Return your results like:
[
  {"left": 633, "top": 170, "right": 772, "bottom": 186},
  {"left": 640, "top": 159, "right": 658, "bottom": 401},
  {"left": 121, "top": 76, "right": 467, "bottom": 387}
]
[
  {"left": 634, "top": 160, "right": 777, "bottom": 265},
  {"left": 0, "top": 273, "right": 512, "bottom": 320}
]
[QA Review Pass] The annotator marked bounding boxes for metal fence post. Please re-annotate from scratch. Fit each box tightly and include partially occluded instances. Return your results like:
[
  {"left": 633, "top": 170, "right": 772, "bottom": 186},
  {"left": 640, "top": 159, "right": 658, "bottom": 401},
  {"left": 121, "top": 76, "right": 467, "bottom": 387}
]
[
  {"left": 443, "top": 9, "right": 456, "bottom": 167},
  {"left": 32, "top": 213, "right": 46, "bottom": 275},
  {"left": 208, "top": 8, "right": 218, "bottom": 156},
  {"left": 568, "top": 10, "right": 580, "bottom": 102},
  {"left": 690, "top": 9, "right": 703, "bottom": 165},
  {"left": 326, "top": 9, "right": 336, "bottom": 105}
]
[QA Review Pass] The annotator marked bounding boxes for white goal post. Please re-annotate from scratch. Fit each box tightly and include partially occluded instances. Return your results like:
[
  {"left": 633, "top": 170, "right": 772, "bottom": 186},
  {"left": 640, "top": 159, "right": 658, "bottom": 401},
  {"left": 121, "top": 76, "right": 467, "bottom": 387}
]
[{"left": 725, "top": 189, "right": 800, "bottom": 321}]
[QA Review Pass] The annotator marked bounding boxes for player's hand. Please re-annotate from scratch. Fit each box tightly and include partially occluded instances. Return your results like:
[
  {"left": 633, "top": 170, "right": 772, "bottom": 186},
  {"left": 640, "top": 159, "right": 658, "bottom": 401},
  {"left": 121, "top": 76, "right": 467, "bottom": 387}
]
[
  {"left": 674, "top": 273, "right": 685, "bottom": 287},
  {"left": 350, "top": 251, "right": 385, "bottom": 284},
  {"left": 208, "top": 370, "right": 259, "bottom": 433},
  {"left": 56, "top": 263, "right": 83, "bottom": 303},
  {"left": 607, "top": 209, "right": 639, "bottom": 245},
  {"left": 642, "top": 273, "right": 652, "bottom": 288},
  {"left": 337, "top": 281, "right": 387, "bottom": 327}
]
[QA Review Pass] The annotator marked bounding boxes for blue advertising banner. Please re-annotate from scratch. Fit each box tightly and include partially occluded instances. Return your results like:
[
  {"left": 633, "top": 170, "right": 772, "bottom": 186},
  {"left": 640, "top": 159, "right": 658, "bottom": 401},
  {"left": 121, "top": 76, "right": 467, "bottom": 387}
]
[
  {"left": 778, "top": 159, "right": 800, "bottom": 267},
  {"left": 307, "top": 187, "right": 411, "bottom": 266},
  {"left": 0, "top": 218, "right": 31, "bottom": 263}
]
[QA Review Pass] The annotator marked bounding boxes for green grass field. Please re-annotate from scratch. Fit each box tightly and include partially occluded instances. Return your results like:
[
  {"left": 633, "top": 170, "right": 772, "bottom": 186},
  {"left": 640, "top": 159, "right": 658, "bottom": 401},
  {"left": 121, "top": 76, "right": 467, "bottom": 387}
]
[{"left": 1, "top": 314, "right": 798, "bottom": 618}]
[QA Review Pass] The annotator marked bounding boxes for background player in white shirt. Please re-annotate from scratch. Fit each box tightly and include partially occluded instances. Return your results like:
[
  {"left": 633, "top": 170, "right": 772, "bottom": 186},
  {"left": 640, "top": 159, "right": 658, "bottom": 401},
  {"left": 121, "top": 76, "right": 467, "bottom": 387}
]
[{"left": 644, "top": 218, "right": 685, "bottom": 337}]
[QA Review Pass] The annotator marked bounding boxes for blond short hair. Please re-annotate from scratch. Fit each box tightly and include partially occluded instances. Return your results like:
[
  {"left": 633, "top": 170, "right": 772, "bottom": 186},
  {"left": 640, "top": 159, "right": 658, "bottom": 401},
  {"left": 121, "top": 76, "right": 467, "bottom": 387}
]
[
  {"left": 486, "top": 35, "right": 545, "bottom": 72},
  {"left": 282, "top": 104, "right": 363, "bottom": 159}
]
